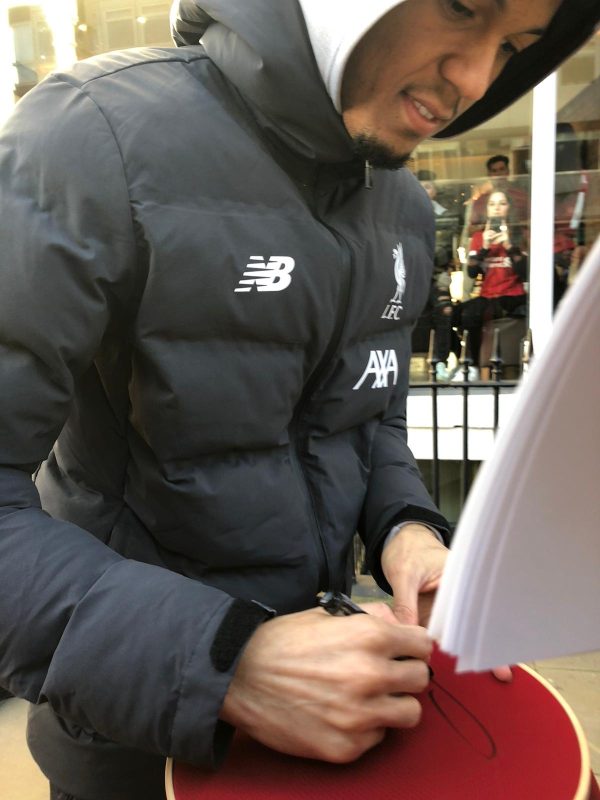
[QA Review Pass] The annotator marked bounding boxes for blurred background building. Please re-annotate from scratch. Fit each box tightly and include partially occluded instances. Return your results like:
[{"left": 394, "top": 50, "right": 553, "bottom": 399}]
[{"left": 0, "top": 0, "right": 171, "bottom": 114}]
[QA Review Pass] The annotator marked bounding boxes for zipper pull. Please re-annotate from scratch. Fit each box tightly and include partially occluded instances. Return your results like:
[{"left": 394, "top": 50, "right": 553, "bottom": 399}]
[
  {"left": 365, "top": 159, "right": 373, "bottom": 190},
  {"left": 317, "top": 591, "right": 366, "bottom": 616}
]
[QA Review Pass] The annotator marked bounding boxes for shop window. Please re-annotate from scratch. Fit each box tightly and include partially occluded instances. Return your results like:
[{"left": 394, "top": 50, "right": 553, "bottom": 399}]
[
  {"left": 8, "top": 6, "right": 55, "bottom": 67},
  {"left": 8, "top": 5, "right": 56, "bottom": 97},
  {"left": 560, "top": 54, "right": 595, "bottom": 87},
  {"left": 12, "top": 22, "right": 36, "bottom": 66},
  {"left": 105, "top": 9, "right": 135, "bottom": 50},
  {"left": 138, "top": 4, "right": 171, "bottom": 46}
]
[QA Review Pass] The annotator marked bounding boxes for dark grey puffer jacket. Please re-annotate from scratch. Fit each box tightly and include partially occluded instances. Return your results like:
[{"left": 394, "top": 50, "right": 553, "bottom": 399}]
[
  {"left": 0, "top": 2, "right": 447, "bottom": 794},
  {"left": 1, "top": 0, "right": 597, "bottom": 797}
]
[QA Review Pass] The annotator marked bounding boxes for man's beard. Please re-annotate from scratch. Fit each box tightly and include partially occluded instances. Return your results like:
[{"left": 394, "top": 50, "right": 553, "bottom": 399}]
[{"left": 351, "top": 133, "right": 412, "bottom": 171}]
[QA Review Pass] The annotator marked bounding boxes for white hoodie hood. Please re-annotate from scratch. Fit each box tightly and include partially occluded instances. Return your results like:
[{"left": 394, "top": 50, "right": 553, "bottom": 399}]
[{"left": 297, "top": 0, "right": 406, "bottom": 112}]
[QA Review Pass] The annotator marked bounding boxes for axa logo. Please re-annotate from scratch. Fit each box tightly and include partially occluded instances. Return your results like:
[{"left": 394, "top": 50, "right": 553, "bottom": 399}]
[
  {"left": 381, "top": 242, "right": 407, "bottom": 320},
  {"left": 353, "top": 349, "right": 399, "bottom": 390},
  {"left": 234, "top": 256, "right": 295, "bottom": 293}
]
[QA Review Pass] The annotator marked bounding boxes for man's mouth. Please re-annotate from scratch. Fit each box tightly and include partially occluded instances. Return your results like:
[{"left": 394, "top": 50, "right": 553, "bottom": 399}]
[
  {"left": 409, "top": 94, "right": 453, "bottom": 124},
  {"left": 400, "top": 92, "right": 453, "bottom": 136},
  {"left": 413, "top": 98, "right": 436, "bottom": 121}
]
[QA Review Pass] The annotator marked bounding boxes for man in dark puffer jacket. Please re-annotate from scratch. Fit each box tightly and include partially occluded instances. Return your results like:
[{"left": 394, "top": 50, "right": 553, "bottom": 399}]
[{"left": 1, "top": 1, "right": 598, "bottom": 798}]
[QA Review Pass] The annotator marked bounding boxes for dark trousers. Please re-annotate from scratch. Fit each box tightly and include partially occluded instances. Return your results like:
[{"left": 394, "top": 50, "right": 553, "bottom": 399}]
[
  {"left": 50, "top": 788, "right": 83, "bottom": 800},
  {"left": 460, "top": 295, "right": 526, "bottom": 366},
  {"left": 431, "top": 303, "right": 460, "bottom": 362}
]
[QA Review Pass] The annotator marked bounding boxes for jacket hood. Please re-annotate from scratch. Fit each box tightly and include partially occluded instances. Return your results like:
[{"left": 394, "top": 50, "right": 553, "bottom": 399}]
[
  {"left": 171, "top": 0, "right": 355, "bottom": 162},
  {"left": 296, "top": 0, "right": 407, "bottom": 113},
  {"left": 171, "top": 0, "right": 600, "bottom": 154}
]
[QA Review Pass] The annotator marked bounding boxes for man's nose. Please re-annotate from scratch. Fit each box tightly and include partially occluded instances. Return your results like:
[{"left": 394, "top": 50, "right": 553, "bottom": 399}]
[{"left": 440, "top": 39, "right": 503, "bottom": 105}]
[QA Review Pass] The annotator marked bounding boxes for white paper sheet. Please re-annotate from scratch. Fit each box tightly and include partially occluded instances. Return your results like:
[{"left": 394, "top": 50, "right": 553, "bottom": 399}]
[{"left": 429, "top": 235, "right": 600, "bottom": 671}]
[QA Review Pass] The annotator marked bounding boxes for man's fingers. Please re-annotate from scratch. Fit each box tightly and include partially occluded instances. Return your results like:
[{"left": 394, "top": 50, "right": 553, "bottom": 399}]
[
  {"left": 327, "top": 676, "right": 428, "bottom": 736},
  {"left": 386, "top": 565, "right": 420, "bottom": 626},
  {"left": 340, "top": 695, "right": 423, "bottom": 734},
  {"left": 379, "top": 657, "right": 431, "bottom": 696},
  {"left": 492, "top": 665, "right": 513, "bottom": 682},
  {"left": 365, "top": 598, "right": 433, "bottom": 631},
  {"left": 319, "top": 728, "right": 387, "bottom": 765},
  {"left": 370, "top": 694, "right": 423, "bottom": 730},
  {"left": 361, "top": 601, "right": 398, "bottom": 624},
  {"left": 391, "top": 599, "right": 419, "bottom": 626},
  {"left": 380, "top": 523, "right": 448, "bottom": 628},
  {"left": 342, "top": 611, "right": 432, "bottom": 662}
]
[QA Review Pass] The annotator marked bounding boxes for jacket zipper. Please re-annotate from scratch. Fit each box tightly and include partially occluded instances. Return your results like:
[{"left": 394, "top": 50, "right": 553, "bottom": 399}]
[{"left": 289, "top": 217, "right": 355, "bottom": 590}]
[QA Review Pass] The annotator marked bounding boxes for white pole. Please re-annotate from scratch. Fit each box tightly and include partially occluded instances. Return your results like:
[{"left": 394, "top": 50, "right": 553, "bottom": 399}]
[{"left": 528, "top": 72, "right": 557, "bottom": 358}]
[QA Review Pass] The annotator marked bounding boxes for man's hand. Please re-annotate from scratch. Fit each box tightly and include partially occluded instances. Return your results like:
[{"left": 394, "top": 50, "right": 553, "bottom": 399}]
[
  {"left": 381, "top": 523, "right": 447, "bottom": 627},
  {"left": 380, "top": 524, "right": 512, "bottom": 682},
  {"left": 220, "top": 606, "right": 432, "bottom": 763}
]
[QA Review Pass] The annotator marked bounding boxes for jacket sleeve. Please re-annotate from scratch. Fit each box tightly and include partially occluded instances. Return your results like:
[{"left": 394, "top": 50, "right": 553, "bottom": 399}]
[
  {"left": 467, "top": 231, "right": 486, "bottom": 278},
  {"left": 467, "top": 256, "right": 486, "bottom": 279},
  {"left": 507, "top": 246, "right": 528, "bottom": 283},
  {"left": 358, "top": 339, "right": 450, "bottom": 595},
  {"left": 0, "top": 76, "right": 265, "bottom": 768}
]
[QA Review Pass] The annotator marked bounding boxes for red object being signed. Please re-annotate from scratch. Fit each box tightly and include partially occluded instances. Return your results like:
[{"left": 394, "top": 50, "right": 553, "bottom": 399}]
[{"left": 167, "top": 648, "right": 594, "bottom": 800}]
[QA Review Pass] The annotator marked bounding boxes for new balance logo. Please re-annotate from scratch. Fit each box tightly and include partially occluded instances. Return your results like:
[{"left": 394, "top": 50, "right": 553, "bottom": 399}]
[
  {"left": 234, "top": 256, "right": 295, "bottom": 292},
  {"left": 353, "top": 349, "right": 399, "bottom": 390}
]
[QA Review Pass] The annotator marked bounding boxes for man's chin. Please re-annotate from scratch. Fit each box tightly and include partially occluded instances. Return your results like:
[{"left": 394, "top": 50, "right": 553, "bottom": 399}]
[{"left": 351, "top": 133, "right": 412, "bottom": 171}]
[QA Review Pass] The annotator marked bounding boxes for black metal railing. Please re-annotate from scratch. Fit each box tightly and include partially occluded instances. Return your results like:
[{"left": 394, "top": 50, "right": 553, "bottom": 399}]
[{"left": 414, "top": 327, "right": 531, "bottom": 505}]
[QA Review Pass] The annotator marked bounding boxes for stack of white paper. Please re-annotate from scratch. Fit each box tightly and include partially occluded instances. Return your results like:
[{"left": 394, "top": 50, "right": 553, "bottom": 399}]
[{"left": 428, "top": 236, "right": 600, "bottom": 672}]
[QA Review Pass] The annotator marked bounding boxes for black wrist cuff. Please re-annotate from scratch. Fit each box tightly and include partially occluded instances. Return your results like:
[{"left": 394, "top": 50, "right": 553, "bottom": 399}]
[{"left": 210, "top": 598, "right": 276, "bottom": 673}]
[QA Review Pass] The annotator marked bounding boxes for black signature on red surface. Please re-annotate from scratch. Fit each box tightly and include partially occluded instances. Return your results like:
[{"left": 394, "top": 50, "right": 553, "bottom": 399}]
[{"left": 427, "top": 674, "right": 498, "bottom": 760}]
